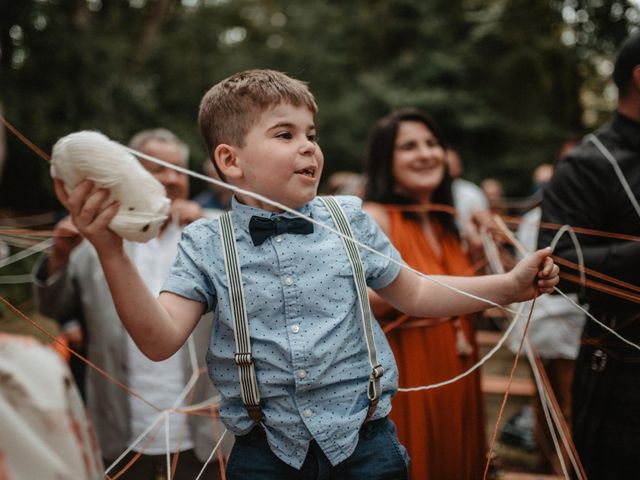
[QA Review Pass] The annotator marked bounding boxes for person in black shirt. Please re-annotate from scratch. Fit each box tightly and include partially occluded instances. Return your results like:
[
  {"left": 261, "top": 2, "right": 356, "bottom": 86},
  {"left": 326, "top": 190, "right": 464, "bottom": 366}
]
[{"left": 539, "top": 32, "right": 640, "bottom": 479}]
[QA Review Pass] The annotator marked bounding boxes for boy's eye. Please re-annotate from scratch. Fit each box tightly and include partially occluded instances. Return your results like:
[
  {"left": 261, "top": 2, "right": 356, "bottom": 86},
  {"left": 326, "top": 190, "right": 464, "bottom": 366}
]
[
  {"left": 307, "top": 133, "right": 318, "bottom": 143},
  {"left": 276, "top": 131, "right": 293, "bottom": 139}
]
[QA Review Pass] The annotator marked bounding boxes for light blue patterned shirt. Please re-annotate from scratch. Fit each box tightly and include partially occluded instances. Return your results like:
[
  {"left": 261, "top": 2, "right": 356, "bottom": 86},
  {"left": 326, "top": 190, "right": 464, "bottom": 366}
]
[{"left": 162, "top": 196, "right": 401, "bottom": 468}]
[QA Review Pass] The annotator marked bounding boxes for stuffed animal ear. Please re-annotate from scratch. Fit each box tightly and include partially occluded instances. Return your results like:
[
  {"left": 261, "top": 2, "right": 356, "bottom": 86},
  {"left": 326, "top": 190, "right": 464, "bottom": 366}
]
[{"left": 51, "top": 131, "right": 170, "bottom": 242}]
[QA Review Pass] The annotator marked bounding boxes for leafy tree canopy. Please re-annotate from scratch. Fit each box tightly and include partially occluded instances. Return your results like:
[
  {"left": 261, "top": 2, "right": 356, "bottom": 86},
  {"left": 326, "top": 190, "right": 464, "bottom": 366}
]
[{"left": 1, "top": 0, "right": 638, "bottom": 211}]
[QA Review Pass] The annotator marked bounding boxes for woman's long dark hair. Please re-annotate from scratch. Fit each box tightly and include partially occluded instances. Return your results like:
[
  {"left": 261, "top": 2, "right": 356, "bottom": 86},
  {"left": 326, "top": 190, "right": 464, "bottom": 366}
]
[{"left": 363, "top": 108, "right": 459, "bottom": 237}]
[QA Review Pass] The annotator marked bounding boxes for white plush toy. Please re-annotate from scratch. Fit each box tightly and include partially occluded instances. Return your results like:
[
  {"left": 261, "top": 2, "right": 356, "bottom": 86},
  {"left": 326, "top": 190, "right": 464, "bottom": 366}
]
[{"left": 51, "top": 131, "right": 171, "bottom": 242}]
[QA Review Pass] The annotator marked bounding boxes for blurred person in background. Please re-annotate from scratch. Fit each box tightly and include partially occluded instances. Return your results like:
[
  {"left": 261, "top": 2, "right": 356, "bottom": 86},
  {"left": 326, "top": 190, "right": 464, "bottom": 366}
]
[
  {"left": 320, "top": 170, "right": 366, "bottom": 197},
  {"left": 481, "top": 177, "right": 506, "bottom": 215},
  {"left": 0, "top": 333, "right": 103, "bottom": 479},
  {"left": 33, "top": 128, "right": 228, "bottom": 480},
  {"left": 531, "top": 163, "right": 554, "bottom": 195},
  {"left": 446, "top": 147, "right": 490, "bottom": 259},
  {"left": 502, "top": 159, "right": 585, "bottom": 472},
  {"left": 538, "top": 32, "right": 640, "bottom": 479},
  {"left": 363, "top": 108, "right": 486, "bottom": 480},
  {"left": 446, "top": 147, "right": 489, "bottom": 227}
]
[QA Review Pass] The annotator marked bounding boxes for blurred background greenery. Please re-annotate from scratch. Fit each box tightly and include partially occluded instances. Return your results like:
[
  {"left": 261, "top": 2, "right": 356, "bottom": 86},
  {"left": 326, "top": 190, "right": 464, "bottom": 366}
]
[
  {"left": 1, "top": 4, "right": 637, "bottom": 468},
  {"left": 1, "top": 0, "right": 639, "bottom": 212}
]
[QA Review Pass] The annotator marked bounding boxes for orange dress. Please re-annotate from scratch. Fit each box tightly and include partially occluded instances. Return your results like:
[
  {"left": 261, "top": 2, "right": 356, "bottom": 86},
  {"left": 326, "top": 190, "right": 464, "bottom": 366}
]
[{"left": 382, "top": 209, "right": 486, "bottom": 480}]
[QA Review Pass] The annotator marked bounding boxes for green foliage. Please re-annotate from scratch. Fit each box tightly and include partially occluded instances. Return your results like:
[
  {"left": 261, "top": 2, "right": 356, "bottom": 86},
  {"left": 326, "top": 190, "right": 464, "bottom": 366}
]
[{"left": 1, "top": 0, "right": 639, "bottom": 211}]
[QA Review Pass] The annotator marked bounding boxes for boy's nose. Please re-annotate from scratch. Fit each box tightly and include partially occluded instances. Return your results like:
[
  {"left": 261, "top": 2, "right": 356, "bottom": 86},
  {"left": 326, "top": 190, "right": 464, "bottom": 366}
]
[{"left": 299, "top": 139, "right": 317, "bottom": 155}]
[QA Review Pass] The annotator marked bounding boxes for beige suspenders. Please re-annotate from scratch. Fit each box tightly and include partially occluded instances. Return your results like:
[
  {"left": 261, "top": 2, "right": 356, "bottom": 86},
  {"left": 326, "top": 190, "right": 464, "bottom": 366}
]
[
  {"left": 219, "top": 212, "right": 262, "bottom": 423},
  {"left": 319, "top": 197, "right": 384, "bottom": 419},
  {"left": 218, "top": 197, "right": 384, "bottom": 424}
]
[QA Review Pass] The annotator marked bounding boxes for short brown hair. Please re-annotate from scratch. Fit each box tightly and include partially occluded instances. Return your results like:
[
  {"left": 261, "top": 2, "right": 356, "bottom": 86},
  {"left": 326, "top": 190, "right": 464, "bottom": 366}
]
[{"left": 198, "top": 69, "right": 318, "bottom": 173}]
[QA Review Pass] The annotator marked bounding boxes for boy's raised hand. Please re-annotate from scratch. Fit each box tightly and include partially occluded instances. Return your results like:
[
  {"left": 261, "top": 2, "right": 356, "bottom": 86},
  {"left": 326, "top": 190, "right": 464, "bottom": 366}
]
[
  {"left": 508, "top": 247, "right": 560, "bottom": 302},
  {"left": 54, "top": 178, "right": 122, "bottom": 257}
]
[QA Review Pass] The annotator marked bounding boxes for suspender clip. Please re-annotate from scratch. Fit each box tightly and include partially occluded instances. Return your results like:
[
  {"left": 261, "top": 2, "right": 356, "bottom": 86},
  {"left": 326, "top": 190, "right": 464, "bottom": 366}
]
[
  {"left": 235, "top": 352, "right": 254, "bottom": 366},
  {"left": 371, "top": 364, "right": 384, "bottom": 379}
]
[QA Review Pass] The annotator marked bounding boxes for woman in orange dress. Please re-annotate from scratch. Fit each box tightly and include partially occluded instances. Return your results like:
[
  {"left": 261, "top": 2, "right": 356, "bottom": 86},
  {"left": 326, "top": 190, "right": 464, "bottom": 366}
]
[{"left": 363, "top": 109, "right": 486, "bottom": 480}]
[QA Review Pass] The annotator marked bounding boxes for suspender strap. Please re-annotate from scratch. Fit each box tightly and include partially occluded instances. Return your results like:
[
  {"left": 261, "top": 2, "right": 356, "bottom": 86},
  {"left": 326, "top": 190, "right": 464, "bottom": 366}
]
[
  {"left": 318, "top": 196, "right": 384, "bottom": 419},
  {"left": 219, "top": 198, "right": 384, "bottom": 423},
  {"left": 218, "top": 212, "right": 262, "bottom": 424}
]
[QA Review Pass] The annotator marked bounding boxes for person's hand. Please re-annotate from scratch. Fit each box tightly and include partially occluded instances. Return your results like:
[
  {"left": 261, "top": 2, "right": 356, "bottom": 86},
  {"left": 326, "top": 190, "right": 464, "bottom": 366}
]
[
  {"left": 471, "top": 210, "right": 513, "bottom": 244},
  {"left": 466, "top": 210, "right": 517, "bottom": 272},
  {"left": 61, "top": 323, "right": 84, "bottom": 348},
  {"left": 48, "top": 216, "right": 84, "bottom": 275},
  {"left": 507, "top": 247, "right": 560, "bottom": 302},
  {"left": 54, "top": 178, "right": 122, "bottom": 257},
  {"left": 461, "top": 216, "right": 484, "bottom": 258},
  {"left": 169, "top": 199, "right": 204, "bottom": 226}
]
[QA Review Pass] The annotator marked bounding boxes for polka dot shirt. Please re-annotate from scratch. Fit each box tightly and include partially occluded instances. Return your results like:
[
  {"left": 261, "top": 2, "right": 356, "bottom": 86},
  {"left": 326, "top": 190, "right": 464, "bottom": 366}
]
[{"left": 162, "top": 195, "right": 401, "bottom": 469}]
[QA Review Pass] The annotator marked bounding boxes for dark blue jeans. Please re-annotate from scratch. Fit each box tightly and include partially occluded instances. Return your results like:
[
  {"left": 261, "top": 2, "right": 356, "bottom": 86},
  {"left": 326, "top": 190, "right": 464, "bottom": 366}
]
[{"left": 226, "top": 417, "right": 409, "bottom": 479}]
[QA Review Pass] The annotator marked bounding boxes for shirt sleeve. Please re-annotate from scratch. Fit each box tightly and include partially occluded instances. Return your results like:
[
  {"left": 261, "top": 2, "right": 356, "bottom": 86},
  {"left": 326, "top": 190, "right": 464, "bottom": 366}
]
[
  {"left": 337, "top": 196, "right": 402, "bottom": 289},
  {"left": 32, "top": 245, "right": 83, "bottom": 320},
  {"left": 161, "top": 220, "right": 217, "bottom": 312}
]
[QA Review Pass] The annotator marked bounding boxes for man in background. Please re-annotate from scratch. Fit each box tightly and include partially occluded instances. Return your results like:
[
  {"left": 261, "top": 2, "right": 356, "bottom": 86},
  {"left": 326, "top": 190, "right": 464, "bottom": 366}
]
[
  {"left": 33, "top": 128, "right": 228, "bottom": 479},
  {"left": 538, "top": 32, "right": 640, "bottom": 478}
]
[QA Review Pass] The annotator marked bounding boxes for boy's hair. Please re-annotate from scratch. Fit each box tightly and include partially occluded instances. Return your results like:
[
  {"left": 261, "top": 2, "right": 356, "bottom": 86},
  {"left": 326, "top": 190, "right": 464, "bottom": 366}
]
[{"left": 198, "top": 69, "right": 318, "bottom": 179}]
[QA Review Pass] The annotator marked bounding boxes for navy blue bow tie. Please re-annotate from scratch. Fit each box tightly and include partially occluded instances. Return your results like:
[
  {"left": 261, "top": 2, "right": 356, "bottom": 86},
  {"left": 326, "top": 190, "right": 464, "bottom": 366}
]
[{"left": 248, "top": 215, "right": 314, "bottom": 246}]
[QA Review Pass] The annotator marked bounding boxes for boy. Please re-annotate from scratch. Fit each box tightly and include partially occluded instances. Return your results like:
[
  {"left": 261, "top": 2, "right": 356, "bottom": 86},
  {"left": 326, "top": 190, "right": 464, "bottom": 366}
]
[{"left": 54, "top": 69, "right": 559, "bottom": 479}]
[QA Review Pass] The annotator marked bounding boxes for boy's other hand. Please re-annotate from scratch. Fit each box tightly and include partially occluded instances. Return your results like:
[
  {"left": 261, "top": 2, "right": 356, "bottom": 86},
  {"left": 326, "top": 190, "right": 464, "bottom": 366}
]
[
  {"left": 54, "top": 178, "right": 122, "bottom": 257},
  {"left": 508, "top": 247, "right": 560, "bottom": 302}
]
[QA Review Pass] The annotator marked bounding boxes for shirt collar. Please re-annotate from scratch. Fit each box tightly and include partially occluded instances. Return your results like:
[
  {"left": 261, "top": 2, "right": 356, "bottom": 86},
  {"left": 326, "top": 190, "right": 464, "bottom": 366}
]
[
  {"left": 612, "top": 110, "right": 640, "bottom": 151},
  {"left": 230, "top": 195, "right": 313, "bottom": 233}
]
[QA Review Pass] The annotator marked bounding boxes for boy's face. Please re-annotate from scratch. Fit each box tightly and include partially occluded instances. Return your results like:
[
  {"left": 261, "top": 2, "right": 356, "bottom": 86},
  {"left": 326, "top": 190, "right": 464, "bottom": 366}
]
[{"left": 230, "top": 103, "right": 324, "bottom": 211}]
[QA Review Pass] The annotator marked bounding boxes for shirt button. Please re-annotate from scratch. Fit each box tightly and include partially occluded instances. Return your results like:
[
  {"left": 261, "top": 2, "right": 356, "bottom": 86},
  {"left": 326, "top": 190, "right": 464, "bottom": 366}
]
[
  {"left": 284, "top": 276, "right": 294, "bottom": 286},
  {"left": 303, "top": 408, "right": 313, "bottom": 418},
  {"left": 275, "top": 235, "right": 283, "bottom": 243},
  {"left": 297, "top": 370, "right": 307, "bottom": 379},
  {"left": 291, "top": 324, "right": 300, "bottom": 333}
]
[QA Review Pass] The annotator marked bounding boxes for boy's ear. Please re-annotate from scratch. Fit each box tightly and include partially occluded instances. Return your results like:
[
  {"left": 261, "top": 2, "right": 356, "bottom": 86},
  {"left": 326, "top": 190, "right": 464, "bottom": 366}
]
[{"left": 214, "top": 144, "right": 244, "bottom": 180}]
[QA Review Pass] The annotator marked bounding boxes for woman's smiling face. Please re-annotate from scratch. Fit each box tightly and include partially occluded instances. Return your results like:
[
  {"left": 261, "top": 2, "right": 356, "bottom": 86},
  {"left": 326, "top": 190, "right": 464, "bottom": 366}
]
[{"left": 391, "top": 120, "right": 446, "bottom": 201}]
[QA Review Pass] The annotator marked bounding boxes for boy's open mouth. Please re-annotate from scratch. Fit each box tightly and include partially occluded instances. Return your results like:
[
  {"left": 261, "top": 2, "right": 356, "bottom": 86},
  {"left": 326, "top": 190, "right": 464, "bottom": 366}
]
[{"left": 295, "top": 167, "right": 316, "bottom": 178}]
